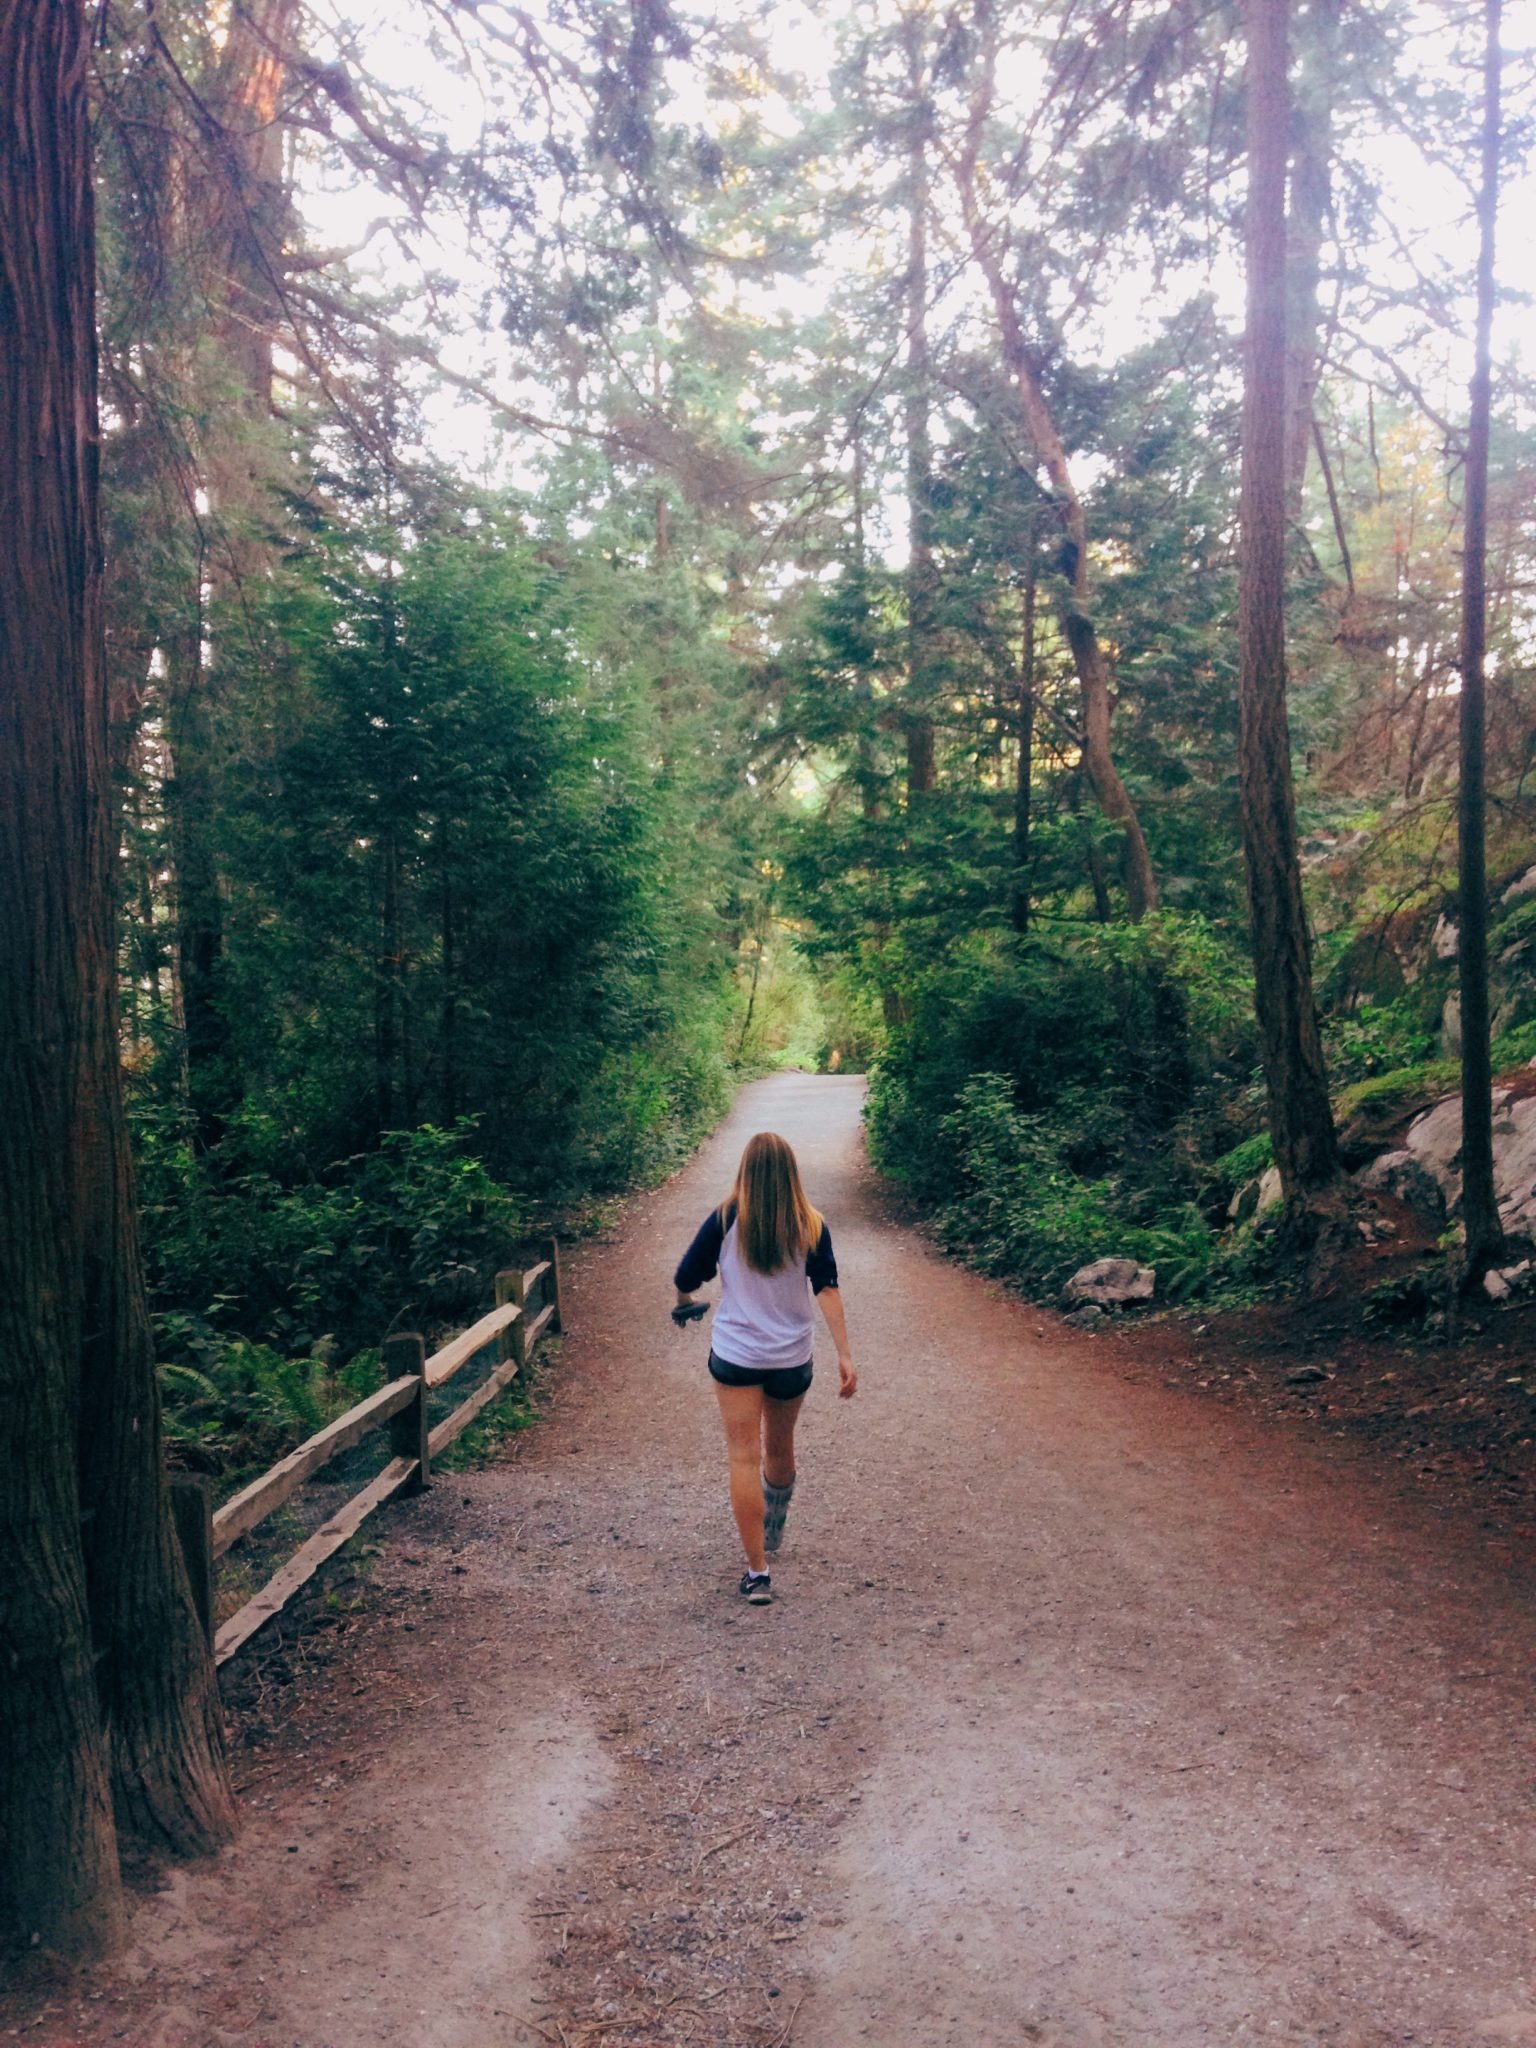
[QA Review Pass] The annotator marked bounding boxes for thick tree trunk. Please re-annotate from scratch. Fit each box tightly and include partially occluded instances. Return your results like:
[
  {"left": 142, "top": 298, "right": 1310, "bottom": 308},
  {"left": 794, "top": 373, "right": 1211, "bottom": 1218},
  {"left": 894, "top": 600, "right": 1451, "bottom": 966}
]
[
  {"left": 82, "top": 643, "right": 234, "bottom": 1854},
  {"left": 1457, "top": 0, "right": 1503, "bottom": 1279},
  {"left": 1238, "top": 0, "right": 1342, "bottom": 1204},
  {"left": 76, "top": 1042, "right": 236, "bottom": 1857},
  {"left": 206, "top": 0, "right": 297, "bottom": 559},
  {"left": 903, "top": 27, "right": 937, "bottom": 801},
  {"left": 0, "top": 0, "right": 126, "bottom": 1956}
]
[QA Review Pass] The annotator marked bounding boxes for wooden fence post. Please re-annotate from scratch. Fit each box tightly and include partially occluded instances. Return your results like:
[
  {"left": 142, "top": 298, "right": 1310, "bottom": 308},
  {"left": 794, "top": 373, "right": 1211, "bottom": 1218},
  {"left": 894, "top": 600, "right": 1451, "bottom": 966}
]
[
  {"left": 506, "top": 1267, "right": 530, "bottom": 1372},
  {"left": 169, "top": 1473, "right": 215, "bottom": 1649},
  {"left": 494, "top": 1269, "right": 520, "bottom": 1366},
  {"left": 543, "top": 1236, "right": 563, "bottom": 1333},
  {"left": 384, "top": 1332, "right": 430, "bottom": 1493}
]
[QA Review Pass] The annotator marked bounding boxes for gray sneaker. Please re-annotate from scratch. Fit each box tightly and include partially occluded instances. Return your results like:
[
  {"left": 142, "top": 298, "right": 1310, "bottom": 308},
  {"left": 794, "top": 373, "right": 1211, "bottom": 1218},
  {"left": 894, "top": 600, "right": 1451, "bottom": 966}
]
[{"left": 739, "top": 1571, "right": 773, "bottom": 1605}]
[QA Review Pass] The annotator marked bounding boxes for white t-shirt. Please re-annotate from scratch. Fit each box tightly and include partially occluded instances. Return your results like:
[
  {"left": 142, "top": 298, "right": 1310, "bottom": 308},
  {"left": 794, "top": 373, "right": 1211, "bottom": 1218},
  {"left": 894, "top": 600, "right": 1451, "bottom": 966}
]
[{"left": 673, "top": 1204, "right": 839, "bottom": 1371}]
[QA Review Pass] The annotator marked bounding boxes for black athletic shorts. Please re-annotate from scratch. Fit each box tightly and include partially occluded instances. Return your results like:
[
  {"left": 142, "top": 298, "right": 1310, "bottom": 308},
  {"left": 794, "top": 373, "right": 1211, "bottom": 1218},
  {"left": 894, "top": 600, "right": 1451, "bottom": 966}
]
[{"left": 708, "top": 1351, "right": 813, "bottom": 1401}]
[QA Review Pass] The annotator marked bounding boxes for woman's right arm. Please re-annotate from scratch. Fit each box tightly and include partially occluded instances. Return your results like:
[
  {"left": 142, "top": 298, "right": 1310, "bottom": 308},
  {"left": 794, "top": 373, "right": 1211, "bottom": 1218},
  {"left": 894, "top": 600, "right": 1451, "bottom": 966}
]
[{"left": 673, "top": 1210, "right": 725, "bottom": 1306}]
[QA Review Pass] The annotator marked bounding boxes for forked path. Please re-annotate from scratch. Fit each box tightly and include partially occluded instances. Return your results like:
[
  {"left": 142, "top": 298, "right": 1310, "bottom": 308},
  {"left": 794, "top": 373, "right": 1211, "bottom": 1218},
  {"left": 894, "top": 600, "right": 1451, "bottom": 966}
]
[{"left": 54, "top": 1075, "right": 1536, "bottom": 2047}]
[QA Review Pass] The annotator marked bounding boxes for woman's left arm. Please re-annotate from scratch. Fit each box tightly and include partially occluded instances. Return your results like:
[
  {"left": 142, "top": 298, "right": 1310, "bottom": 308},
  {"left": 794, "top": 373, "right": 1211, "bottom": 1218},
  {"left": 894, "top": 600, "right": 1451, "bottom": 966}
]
[{"left": 816, "top": 1287, "right": 857, "bottom": 1399}]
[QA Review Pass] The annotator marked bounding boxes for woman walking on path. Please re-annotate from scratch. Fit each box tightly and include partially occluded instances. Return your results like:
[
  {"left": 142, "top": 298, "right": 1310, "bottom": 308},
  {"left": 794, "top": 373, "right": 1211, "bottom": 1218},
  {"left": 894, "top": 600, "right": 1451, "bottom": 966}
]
[{"left": 672, "top": 1132, "right": 857, "bottom": 1604}]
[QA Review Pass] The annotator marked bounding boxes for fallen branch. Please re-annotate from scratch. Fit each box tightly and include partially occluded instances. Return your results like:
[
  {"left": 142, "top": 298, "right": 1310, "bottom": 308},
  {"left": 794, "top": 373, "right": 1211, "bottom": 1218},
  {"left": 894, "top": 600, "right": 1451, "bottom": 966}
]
[
  {"left": 770, "top": 1996, "right": 805, "bottom": 2047},
  {"left": 690, "top": 1820, "right": 759, "bottom": 1875}
]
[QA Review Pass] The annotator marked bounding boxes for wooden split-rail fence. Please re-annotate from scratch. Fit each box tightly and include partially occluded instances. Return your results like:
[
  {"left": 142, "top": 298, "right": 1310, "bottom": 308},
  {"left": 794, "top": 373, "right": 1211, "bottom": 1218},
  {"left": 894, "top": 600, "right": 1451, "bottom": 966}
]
[{"left": 171, "top": 1242, "right": 562, "bottom": 1669}]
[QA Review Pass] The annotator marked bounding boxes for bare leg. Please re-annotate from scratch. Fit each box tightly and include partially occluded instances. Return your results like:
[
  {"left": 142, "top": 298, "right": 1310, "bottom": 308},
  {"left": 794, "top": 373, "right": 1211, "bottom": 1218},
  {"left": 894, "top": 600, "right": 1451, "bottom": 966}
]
[
  {"left": 760, "top": 1392, "right": 804, "bottom": 1555},
  {"left": 761, "top": 1393, "right": 805, "bottom": 1489},
  {"left": 714, "top": 1383, "right": 768, "bottom": 1573}
]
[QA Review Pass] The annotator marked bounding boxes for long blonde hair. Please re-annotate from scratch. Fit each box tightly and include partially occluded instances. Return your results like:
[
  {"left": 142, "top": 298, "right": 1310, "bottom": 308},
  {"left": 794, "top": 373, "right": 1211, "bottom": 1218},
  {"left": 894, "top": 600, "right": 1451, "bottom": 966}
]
[{"left": 720, "top": 1132, "right": 822, "bottom": 1275}]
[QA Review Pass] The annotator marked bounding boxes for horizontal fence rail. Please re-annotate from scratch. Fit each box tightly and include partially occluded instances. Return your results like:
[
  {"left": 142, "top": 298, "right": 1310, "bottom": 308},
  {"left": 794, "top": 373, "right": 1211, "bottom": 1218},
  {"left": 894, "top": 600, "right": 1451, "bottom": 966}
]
[{"left": 171, "top": 1239, "right": 563, "bottom": 1668}]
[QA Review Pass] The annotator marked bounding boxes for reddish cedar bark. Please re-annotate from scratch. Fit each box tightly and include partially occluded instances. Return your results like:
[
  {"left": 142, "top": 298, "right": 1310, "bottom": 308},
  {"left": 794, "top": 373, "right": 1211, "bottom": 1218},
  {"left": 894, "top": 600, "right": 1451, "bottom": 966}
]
[
  {"left": 1237, "top": 0, "right": 1342, "bottom": 1202},
  {"left": 0, "top": 0, "right": 125, "bottom": 1956},
  {"left": 0, "top": 0, "right": 235, "bottom": 1944},
  {"left": 166, "top": 0, "right": 299, "bottom": 1148}
]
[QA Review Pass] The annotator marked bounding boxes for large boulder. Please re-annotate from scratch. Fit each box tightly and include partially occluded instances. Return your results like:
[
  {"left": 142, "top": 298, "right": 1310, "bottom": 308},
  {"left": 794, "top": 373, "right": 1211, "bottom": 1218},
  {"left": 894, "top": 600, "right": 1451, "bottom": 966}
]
[
  {"left": 1227, "top": 1164, "right": 1284, "bottom": 1226},
  {"left": 1354, "top": 1149, "right": 1447, "bottom": 1229},
  {"left": 1403, "top": 1092, "right": 1467, "bottom": 1206},
  {"left": 1063, "top": 1258, "right": 1156, "bottom": 1308},
  {"left": 1484, "top": 1261, "right": 1535, "bottom": 1302},
  {"left": 1402, "top": 1079, "right": 1536, "bottom": 1238}
]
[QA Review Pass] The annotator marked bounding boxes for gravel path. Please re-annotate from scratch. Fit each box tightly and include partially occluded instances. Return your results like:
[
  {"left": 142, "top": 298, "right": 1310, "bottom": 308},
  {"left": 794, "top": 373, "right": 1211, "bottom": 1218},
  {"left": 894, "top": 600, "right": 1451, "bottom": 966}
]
[{"left": 30, "top": 1072, "right": 1536, "bottom": 2048}]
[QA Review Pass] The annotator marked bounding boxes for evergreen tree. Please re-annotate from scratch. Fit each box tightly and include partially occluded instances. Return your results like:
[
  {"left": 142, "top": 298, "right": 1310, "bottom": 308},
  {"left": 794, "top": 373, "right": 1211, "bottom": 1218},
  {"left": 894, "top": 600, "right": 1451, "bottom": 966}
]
[
  {"left": 1, "top": 0, "right": 232, "bottom": 1960},
  {"left": 1237, "top": 0, "right": 1343, "bottom": 1211}
]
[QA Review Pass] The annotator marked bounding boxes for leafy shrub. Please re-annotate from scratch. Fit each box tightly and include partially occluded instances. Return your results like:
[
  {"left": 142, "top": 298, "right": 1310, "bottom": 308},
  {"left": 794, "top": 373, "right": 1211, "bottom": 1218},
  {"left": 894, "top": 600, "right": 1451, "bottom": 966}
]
[
  {"left": 929, "top": 1074, "right": 1217, "bottom": 1301},
  {"left": 137, "top": 1107, "right": 526, "bottom": 1367},
  {"left": 865, "top": 914, "right": 1254, "bottom": 1208},
  {"left": 157, "top": 1332, "right": 382, "bottom": 1490},
  {"left": 1323, "top": 999, "right": 1437, "bottom": 1085},
  {"left": 1493, "top": 895, "right": 1536, "bottom": 952},
  {"left": 1362, "top": 1263, "right": 1454, "bottom": 1327},
  {"left": 1493, "top": 1020, "right": 1536, "bottom": 1068}
]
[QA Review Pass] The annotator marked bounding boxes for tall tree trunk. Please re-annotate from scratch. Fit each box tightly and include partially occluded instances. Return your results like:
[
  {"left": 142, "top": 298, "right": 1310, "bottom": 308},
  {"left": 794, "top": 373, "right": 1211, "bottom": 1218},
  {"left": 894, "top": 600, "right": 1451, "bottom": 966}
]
[
  {"left": 206, "top": 0, "right": 297, "bottom": 562},
  {"left": 78, "top": 18, "right": 239, "bottom": 1869},
  {"left": 1238, "top": 0, "right": 1342, "bottom": 1204},
  {"left": 903, "top": 22, "right": 937, "bottom": 801},
  {"left": 1012, "top": 526, "right": 1038, "bottom": 935},
  {"left": 76, "top": 996, "right": 236, "bottom": 1858},
  {"left": 735, "top": 915, "right": 770, "bottom": 1064},
  {"left": 1457, "top": 0, "right": 1503, "bottom": 1279},
  {"left": 165, "top": 0, "right": 299, "bottom": 1139},
  {"left": 0, "top": 2, "right": 124, "bottom": 1954},
  {"left": 164, "top": 611, "right": 235, "bottom": 1152},
  {"left": 2, "top": 0, "right": 231, "bottom": 1949},
  {"left": 1282, "top": 0, "right": 1339, "bottom": 511}
]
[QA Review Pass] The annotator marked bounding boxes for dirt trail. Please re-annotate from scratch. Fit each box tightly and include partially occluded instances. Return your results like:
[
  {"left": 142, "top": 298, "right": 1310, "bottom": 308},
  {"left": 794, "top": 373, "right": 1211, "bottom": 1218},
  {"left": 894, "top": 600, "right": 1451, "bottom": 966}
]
[{"left": 24, "top": 1073, "right": 1536, "bottom": 2048}]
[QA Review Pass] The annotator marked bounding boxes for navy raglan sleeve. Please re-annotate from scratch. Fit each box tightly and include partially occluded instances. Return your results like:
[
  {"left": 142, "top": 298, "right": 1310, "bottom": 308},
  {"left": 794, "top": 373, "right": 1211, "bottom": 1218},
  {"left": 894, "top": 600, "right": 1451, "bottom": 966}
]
[
  {"left": 805, "top": 1223, "right": 838, "bottom": 1294},
  {"left": 674, "top": 1210, "right": 726, "bottom": 1291}
]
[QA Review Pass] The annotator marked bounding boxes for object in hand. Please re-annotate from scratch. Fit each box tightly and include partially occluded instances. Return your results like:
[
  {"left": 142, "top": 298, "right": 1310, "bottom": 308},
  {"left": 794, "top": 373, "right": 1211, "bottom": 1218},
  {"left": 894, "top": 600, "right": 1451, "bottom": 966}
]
[{"left": 671, "top": 1301, "right": 709, "bottom": 1325}]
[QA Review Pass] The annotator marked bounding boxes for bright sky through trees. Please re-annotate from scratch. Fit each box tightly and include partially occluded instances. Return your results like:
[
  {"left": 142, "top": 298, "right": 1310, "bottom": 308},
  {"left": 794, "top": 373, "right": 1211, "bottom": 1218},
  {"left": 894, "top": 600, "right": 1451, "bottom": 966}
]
[{"left": 284, "top": 0, "right": 1534, "bottom": 513}]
